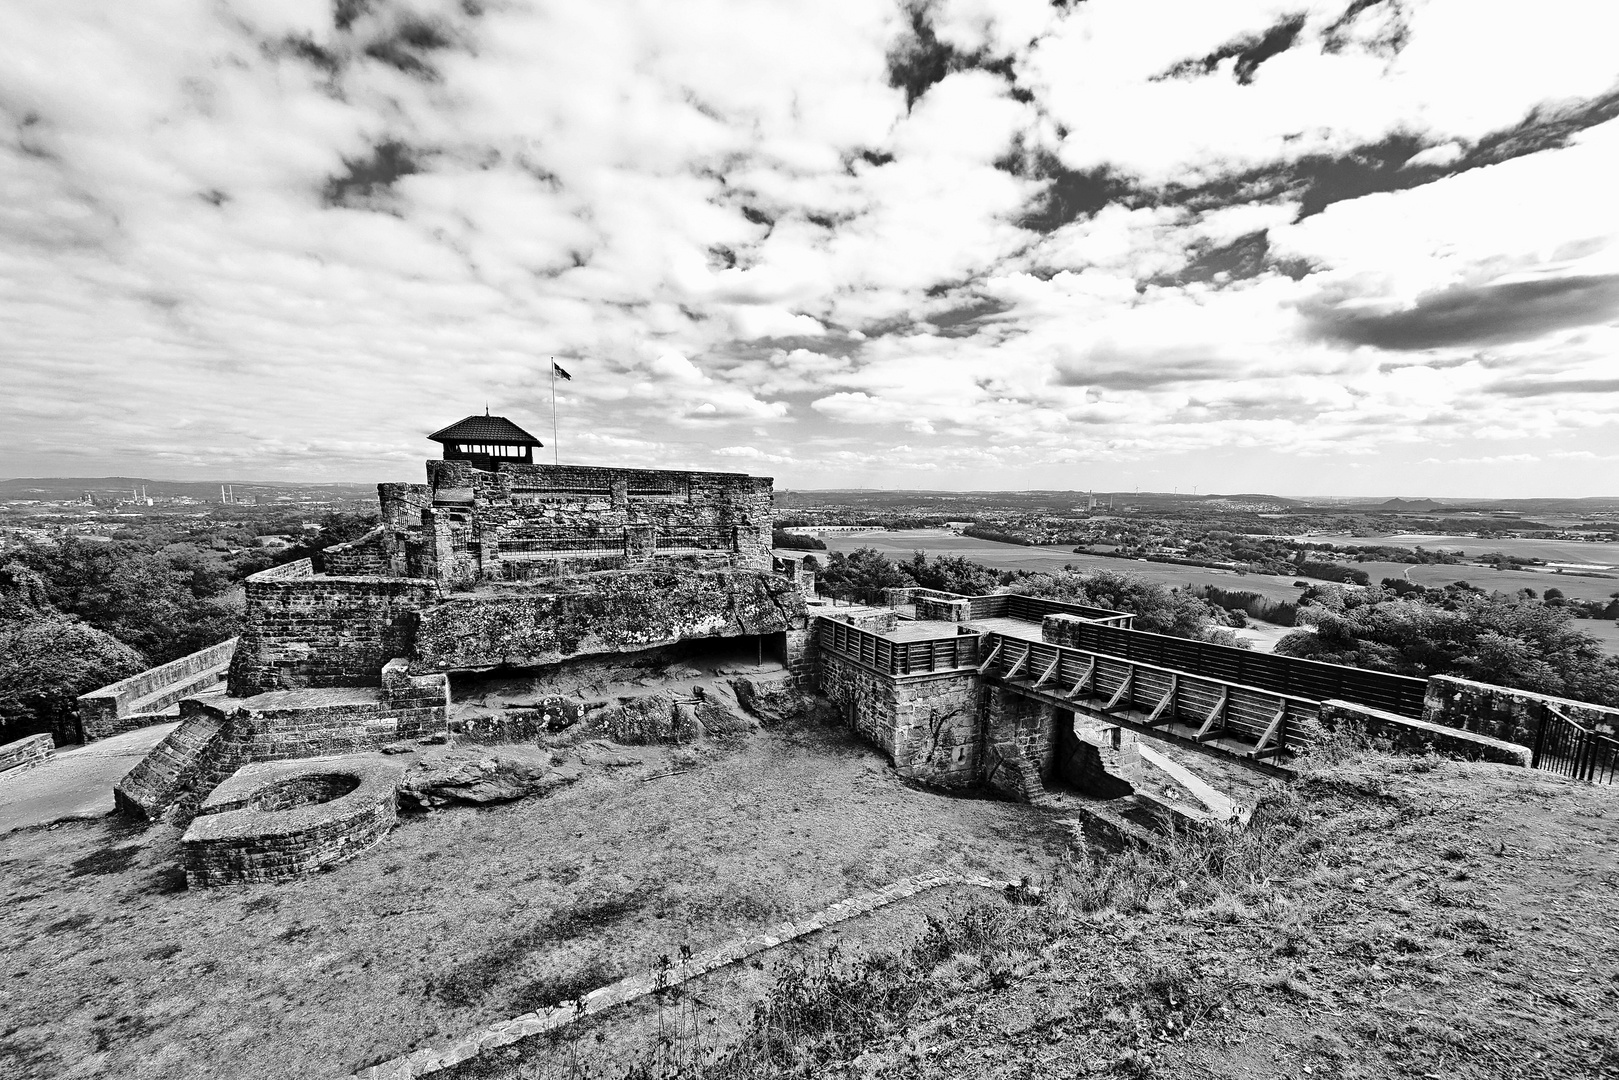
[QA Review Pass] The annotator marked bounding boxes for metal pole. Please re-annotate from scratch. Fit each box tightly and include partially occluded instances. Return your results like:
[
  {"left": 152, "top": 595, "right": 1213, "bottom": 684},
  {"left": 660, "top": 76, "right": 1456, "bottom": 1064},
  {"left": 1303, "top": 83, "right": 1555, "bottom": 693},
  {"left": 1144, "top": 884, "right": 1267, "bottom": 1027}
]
[{"left": 551, "top": 357, "right": 559, "bottom": 466}]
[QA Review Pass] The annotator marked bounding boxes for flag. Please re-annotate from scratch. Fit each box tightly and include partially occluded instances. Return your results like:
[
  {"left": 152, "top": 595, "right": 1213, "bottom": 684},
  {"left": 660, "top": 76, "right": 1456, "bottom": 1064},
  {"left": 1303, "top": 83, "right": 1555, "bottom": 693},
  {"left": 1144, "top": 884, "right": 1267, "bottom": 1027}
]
[{"left": 552, "top": 361, "right": 573, "bottom": 381}]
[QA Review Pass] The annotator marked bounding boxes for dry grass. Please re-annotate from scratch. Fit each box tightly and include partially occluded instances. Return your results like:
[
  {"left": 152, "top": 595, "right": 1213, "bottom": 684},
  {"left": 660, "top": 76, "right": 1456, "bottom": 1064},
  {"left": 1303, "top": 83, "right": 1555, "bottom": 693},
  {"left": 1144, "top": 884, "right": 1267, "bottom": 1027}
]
[
  {"left": 0, "top": 714, "right": 1069, "bottom": 1080},
  {"left": 491, "top": 746, "right": 1619, "bottom": 1080}
]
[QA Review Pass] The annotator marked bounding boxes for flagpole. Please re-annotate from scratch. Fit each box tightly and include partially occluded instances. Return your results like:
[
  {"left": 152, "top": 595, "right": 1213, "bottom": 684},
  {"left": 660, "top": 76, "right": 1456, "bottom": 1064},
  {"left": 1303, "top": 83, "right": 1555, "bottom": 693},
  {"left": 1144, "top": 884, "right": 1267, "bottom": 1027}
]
[{"left": 550, "top": 356, "right": 559, "bottom": 466}]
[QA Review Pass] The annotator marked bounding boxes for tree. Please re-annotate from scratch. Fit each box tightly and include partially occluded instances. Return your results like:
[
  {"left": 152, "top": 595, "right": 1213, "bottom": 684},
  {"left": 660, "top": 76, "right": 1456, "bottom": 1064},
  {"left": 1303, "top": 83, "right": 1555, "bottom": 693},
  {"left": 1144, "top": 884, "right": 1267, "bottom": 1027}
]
[
  {"left": 0, "top": 562, "right": 150, "bottom": 745},
  {"left": 816, "top": 548, "right": 910, "bottom": 600},
  {"left": 1011, "top": 568, "right": 1223, "bottom": 639},
  {"left": 1275, "top": 585, "right": 1619, "bottom": 707}
]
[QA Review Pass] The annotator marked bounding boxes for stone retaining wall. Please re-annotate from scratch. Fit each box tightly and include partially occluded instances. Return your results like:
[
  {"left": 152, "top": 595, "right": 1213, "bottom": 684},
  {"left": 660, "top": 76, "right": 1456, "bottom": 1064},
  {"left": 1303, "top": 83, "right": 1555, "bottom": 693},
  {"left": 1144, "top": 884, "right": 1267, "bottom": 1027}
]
[
  {"left": 0, "top": 733, "right": 54, "bottom": 777},
  {"left": 410, "top": 569, "right": 806, "bottom": 673}
]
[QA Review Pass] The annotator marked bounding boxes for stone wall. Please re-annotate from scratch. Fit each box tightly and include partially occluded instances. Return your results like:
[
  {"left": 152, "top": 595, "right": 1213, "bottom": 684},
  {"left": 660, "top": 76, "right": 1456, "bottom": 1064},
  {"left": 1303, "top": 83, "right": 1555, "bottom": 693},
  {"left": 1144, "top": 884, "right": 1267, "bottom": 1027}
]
[
  {"left": 411, "top": 568, "right": 807, "bottom": 672},
  {"left": 816, "top": 651, "right": 980, "bottom": 787},
  {"left": 981, "top": 686, "right": 1054, "bottom": 800},
  {"left": 421, "top": 460, "right": 774, "bottom": 581},
  {"left": 78, "top": 638, "right": 238, "bottom": 741},
  {"left": 117, "top": 660, "right": 449, "bottom": 822},
  {"left": 1320, "top": 699, "right": 1531, "bottom": 765},
  {"left": 915, "top": 595, "right": 970, "bottom": 622},
  {"left": 0, "top": 732, "right": 54, "bottom": 776},
  {"left": 320, "top": 527, "right": 389, "bottom": 576},
  {"left": 378, "top": 482, "right": 433, "bottom": 575},
  {"left": 228, "top": 567, "right": 440, "bottom": 695},
  {"left": 1422, "top": 675, "right": 1619, "bottom": 747}
]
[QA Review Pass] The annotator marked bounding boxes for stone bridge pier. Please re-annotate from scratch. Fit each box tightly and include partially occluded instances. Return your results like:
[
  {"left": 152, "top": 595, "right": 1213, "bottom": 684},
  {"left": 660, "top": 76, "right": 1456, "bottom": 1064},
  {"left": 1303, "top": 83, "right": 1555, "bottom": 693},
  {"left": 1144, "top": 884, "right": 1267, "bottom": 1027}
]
[{"left": 982, "top": 687, "right": 1140, "bottom": 801}]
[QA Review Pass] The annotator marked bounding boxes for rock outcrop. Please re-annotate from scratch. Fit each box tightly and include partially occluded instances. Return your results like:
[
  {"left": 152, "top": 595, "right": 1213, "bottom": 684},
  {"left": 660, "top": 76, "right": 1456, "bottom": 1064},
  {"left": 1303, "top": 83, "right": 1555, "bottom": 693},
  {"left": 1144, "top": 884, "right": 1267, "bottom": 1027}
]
[
  {"left": 410, "top": 568, "right": 806, "bottom": 673},
  {"left": 397, "top": 752, "right": 582, "bottom": 810}
]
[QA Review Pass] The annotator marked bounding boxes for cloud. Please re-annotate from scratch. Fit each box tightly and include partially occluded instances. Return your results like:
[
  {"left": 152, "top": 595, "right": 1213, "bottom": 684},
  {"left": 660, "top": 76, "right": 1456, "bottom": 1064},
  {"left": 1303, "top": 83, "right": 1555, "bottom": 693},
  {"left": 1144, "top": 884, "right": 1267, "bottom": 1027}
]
[
  {"left": 1, "top": 0, "right": 1618, "bottom": 496},
  {"left": 1302, "top": 274, "right": 1619, "bottom": 350}
]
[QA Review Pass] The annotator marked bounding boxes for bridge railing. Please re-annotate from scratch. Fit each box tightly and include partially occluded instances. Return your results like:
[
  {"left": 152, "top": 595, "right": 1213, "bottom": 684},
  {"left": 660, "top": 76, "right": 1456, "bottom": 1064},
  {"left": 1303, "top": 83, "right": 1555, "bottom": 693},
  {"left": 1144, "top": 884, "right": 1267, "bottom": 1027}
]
[
  {"left": 816, "top": 617, "right": 978, "bottom": 676},
  {"left": 979, "top": 631, "right": 1319, "bottom": 759},
  {"left": 1045, "top": 620, "right": 1426, "bottom": 718}
]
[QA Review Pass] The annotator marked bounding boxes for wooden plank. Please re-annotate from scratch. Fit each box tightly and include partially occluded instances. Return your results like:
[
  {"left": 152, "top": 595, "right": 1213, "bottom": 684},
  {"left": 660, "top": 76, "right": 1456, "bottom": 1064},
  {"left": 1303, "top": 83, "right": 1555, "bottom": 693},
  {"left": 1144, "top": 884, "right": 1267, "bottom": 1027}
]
[
  {"left": 976, "top": 640, "right": 1003, "bottom": 676},
  {"left": 1067, "top": 658, "right": 1096, "bottom": 698},
  {"left": 1033, "top": 656, "right": 1061, "bottom": 689},
  {"left": 1251, "top": 703, "right": 1287, "bottom": 758},
  {"left": 1004, "top": 646, "right": 1031, "bottom": 681},
  {"left": 1146, "top": 674, "right": 1178, "bottom": 725},
  {"left": 1195, "top": 688, "right": 1228, "bottom": 742},
  {"left": 1103, "top": 665, "right": 1134, "bottom": 712}
]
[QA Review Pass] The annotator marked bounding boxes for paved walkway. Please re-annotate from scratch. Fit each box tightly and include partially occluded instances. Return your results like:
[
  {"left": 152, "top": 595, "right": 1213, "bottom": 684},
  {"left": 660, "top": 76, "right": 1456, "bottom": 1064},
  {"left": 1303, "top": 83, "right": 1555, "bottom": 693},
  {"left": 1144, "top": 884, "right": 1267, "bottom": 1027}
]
[{"left": 0, "top": 723, "right": 177, "bottom": 833}]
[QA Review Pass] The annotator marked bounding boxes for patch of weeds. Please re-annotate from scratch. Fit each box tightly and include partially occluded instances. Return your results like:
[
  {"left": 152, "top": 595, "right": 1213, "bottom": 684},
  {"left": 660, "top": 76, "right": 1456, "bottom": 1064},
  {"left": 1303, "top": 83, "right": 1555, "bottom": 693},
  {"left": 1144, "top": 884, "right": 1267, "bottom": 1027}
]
[
  {"left": 141, "top": 867, "right": 187, "bottom": 895},
  {"left": 278, "top": 924, "right": 318, "bottom": 943},
  {"left": 89, "top": 1014, "right": 158, "bottom": 1053},
  {"left": 0, "top": 1031, "right": 60, "bottom": 1075},
  {"left": 505, "top": 955, "right": 622, "bottom": 1014},
  {"left": 45, "top": 913, "right": 95, "bottom": 934},
  {"left": 427, "top": 895, "right": 644, "bottom": 1008},
  {"left": 68, "top": 845, "right": 141, "bottom": 878},
  {"left": 143, "top": 943, "right": 181, "bottom": 962},
  {"left": 241, "top": 894, "right": 279, "bottom": 915}
]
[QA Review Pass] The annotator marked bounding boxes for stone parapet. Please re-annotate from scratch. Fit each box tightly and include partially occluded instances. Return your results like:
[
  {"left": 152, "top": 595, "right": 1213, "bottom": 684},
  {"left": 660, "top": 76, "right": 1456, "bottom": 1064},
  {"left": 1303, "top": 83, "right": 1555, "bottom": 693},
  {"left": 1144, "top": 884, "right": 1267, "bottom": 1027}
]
[
  {"left": 1422, "top": 675, "right": 1619, "bottom": 748},
  {"left": 78, "top": 638, "right": 238, "bottom": 741},
  {"left": 0, "top": 733, "right": 54, "bottom": 777},
  {"left": 1320, "top": 698, "right": 1531, "bottom": 765}
]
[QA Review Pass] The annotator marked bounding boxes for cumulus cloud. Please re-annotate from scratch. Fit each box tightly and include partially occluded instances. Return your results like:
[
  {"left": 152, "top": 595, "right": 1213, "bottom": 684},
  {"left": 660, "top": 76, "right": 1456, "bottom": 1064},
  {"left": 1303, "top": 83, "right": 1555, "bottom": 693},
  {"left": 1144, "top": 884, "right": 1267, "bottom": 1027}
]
[{"left": 1, "top": 0, "right": 1617, "bottom": 494}]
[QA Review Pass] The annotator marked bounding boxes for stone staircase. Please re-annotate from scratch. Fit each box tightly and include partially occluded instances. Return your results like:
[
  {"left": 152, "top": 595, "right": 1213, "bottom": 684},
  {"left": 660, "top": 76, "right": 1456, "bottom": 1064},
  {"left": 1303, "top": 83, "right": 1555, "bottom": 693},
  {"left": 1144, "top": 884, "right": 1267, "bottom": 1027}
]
[{"left": 114, "top": 707, "right": 233, "bottom": 823}]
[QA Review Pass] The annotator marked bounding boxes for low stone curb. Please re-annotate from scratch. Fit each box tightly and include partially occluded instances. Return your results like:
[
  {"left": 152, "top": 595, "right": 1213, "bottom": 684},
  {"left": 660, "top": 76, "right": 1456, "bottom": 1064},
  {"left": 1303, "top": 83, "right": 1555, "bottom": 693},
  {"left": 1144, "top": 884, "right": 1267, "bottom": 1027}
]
[{"left": 349, "top": 872, "right": 1018, "bottom": 1079}]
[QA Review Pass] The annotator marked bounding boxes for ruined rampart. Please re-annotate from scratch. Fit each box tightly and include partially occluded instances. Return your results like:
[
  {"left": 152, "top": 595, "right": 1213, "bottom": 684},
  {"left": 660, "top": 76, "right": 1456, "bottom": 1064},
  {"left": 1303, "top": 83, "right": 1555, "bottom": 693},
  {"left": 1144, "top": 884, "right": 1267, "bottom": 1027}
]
[
  {"left": 228, "top": 565, "right": 440, "bottom": 695},
  {"left": 117, "top": 659, "right": 448, "bottom": 822},
  {"left": 1422, "top": 675, "right": 1619, "bottom": 746},
  {"left": 320, "top": 527, "right": 389, "bottom": 576}
]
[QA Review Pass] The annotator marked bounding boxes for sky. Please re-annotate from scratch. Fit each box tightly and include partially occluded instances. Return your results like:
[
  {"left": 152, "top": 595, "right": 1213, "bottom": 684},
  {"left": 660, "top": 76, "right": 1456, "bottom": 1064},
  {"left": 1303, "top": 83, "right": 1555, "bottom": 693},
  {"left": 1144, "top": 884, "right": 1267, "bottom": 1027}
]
[{"left": 3, "top": 0, "right": 1619, "bottom": 497}]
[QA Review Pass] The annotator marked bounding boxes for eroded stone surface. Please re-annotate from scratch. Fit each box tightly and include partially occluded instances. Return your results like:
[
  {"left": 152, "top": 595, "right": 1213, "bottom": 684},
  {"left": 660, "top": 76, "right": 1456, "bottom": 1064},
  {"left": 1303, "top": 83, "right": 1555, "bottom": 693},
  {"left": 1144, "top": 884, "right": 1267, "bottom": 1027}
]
[
  {"left": 410, "top": 569, "right": 806, "bottom": 673},
  {"left": 396, "top": 751, "right": 582, "bottom": 810}
]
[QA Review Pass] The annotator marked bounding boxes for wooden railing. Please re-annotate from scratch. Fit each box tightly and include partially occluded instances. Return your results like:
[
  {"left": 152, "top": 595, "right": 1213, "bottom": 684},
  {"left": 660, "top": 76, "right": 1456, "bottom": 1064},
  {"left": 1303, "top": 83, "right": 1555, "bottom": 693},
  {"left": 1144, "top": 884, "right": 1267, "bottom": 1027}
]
[
  {"left": 979, "top": 631, "right": 1319, "bottom": 760},
  {"left": 816, "top": 618, "right": 979, "bottom": 676},
  {"left": 1046, "top": 621, "right": 1427, "bottom": 718}
]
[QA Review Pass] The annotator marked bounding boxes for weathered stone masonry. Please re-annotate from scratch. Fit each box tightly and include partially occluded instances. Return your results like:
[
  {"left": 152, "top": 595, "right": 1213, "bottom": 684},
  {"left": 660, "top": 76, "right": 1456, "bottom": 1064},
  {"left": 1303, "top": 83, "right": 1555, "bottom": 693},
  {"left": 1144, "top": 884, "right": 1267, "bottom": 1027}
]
[
  {"left": 816, "top": 651, "right": 981, "bottom": 787},
  {"left": 116, "top": 659, "right": 448, "bottom": 823},
  {"left": 227, "top": 563, "right": 441, "bottom": 695}
]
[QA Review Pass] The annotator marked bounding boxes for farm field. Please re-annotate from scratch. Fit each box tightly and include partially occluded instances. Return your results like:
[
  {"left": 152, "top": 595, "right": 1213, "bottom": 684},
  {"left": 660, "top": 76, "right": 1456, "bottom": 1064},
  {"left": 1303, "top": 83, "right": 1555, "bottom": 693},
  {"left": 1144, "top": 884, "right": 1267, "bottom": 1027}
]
[
  {"left": 816, "top": 530, "right": 1619, "bottom": 653},
  {"left": 1292, "top": 532, "right": 1619, "bottom": 567}
]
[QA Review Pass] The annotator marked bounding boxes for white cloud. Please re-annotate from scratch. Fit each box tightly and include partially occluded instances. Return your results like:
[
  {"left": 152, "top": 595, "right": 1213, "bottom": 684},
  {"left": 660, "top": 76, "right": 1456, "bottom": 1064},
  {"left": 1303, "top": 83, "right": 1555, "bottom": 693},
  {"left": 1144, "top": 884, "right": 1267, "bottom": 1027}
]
[{"left": 0, "top": 0, "right": 1616, "bottom": 495}]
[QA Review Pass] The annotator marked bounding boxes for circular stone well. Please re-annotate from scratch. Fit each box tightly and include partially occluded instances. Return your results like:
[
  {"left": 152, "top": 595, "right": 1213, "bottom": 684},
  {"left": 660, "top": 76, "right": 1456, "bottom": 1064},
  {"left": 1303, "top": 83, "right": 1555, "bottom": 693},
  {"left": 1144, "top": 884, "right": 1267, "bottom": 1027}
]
[{"left": 180, "top": 756, "right": 403, "bottom": 888}]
